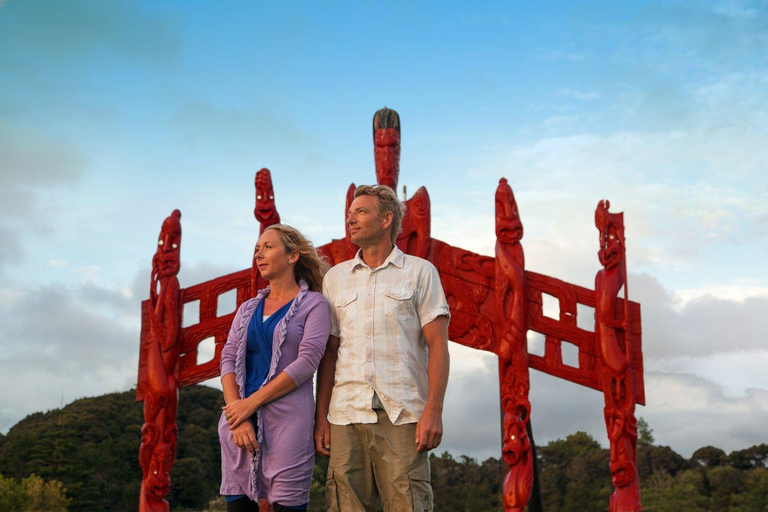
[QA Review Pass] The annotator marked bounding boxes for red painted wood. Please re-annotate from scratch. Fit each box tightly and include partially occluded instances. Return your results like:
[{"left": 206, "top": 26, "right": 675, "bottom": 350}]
[{"left": 136, "top": 108, "right": 645, "bottom": 511}]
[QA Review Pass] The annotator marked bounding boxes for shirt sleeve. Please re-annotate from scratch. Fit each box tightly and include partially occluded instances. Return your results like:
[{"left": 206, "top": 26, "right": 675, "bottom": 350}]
[
  {"left": 416, "top": 261, "right": 451, "bottom": 328},
  {"left": 220, "top": 301, "right": 247, "bottom": 377},
  {"left": 283, "top": 295, "right": 332, "bottom": 387},
  {"left": 322, "top": 273, "right": 340, "bottom": 337}
]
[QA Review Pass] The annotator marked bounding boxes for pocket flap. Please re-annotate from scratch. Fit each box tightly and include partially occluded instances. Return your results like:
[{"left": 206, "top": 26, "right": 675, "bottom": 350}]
[
  {"left": 334, "top": 292, "right": 357, "bottom": 307},
  {"left": 385, "top": 287, "right": 414, "bottom": 301}
]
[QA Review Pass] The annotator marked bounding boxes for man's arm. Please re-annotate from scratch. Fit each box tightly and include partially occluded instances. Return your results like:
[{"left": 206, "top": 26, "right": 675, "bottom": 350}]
[
  {"left": 415, "top": 315, "right": 450, "bottom": 452},
  {"left": 314, "top": 334, "right": 339, "bottom": 456}
]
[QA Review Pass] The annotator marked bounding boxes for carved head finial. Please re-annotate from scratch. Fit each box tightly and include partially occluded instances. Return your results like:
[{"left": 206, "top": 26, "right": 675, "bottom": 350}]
[
  {"left": 495, "top": 178, "right": 523, "bottom": 245},
  {"left": 152, "top": 210, "right": 182, "bottom": 284},
  {"left": 596, "top": 200, "right": 625, "bottom": 269},
  {"left": 254, "top": 168, "right": 280, "bottom": 227},
  {"left": 373, "top": 108, "right": 401, "bottom": 191}
]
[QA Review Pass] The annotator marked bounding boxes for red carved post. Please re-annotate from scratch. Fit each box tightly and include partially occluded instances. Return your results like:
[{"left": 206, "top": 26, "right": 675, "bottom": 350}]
[
  {"left": 138, "top": 210, "right": 182, "bottom": 512},
  {"left": 373, "top": 107, "right": 400, "bottom": 191},
  {"left": 495, "top": 179, "right": 533, "bottom": 511},
  {"left": 595, "top": 200, "right": 642, "bottom": 512},
  {"left": 136, "top": 108, "right": 644, "bottom": 511},
  {"left": 251, "top": 168, "right": 281, "bottom": 294}
]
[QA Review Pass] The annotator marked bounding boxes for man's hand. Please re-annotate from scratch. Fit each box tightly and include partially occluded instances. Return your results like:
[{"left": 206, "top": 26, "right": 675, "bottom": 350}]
[
  {"left": 314, "top": 415, "right": 331, "bottom": 457},
  {"left": 223, "top": 396, "right": 259, "bottom": 430},
  {"left": 415, "top": 408, "right": 443, "bottom": 452},
  {"left": 232, "top": 420, "right": 259, "bottom": 454}
]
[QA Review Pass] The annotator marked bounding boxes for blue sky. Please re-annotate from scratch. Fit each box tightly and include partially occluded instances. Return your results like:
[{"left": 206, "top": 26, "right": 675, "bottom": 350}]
[{"left": 1, "top": 0, "right": 766, "bottom": 460}]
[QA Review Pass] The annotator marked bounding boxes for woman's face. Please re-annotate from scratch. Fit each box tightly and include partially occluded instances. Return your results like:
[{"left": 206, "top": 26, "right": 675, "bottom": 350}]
[{"left": 254, "top": 229, "right": 296, "bottom": 282}]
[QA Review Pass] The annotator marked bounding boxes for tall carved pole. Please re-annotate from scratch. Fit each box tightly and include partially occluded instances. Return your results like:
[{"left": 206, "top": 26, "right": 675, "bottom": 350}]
[
  {"left": 251, "top": 168, "right": 281, "bottom": 294},
  {"left": 495, "top": 179, "right": 534, "bottom": 511},
  {"left": 595, "top": 200, "right": 642, "bottom": 512},
  {"left": 373, "top": 107, "right": 400, "bottom": 191},
  {"left": 138, "top": 210, "right": 182, "bottom": 512}
]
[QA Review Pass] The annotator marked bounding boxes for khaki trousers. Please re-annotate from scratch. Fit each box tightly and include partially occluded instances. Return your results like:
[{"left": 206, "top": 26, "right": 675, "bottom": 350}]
[{"left": 326, "top": 410, "right": 433, "bottom": 512}]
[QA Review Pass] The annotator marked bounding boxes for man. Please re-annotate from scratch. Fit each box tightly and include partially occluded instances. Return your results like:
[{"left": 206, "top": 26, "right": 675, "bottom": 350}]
[{"left": 314, "top": 184, "right": 450, "bottom": 512}]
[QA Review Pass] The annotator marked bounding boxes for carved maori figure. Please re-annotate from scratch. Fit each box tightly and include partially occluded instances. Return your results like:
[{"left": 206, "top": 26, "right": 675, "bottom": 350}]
[
  {"left": 139, "top": 209, "right": 182, "bottom": 512},
  {"left": 398, "top": 186, "right": 431, "bottom": 259},
  {"left": 252, "top": 168, "right": 281, "bottom": 294},
  {"left": 137, "top": 108, "right": 645, "bottom": 511},
  {"left": 595, "top": 200, "right": 642, "bottom": 512},
  {"left": 495, "top": 179, "right": 533, "bottom": 511},
  {"left": 373, "top": 107, "right": 400, "bottom": 191},
  {"left": 254, "top": 168, "right": 280, "bottom": 233}
]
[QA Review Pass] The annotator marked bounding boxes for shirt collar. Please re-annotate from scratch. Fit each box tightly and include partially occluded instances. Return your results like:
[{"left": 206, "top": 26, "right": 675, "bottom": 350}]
[{"left": 351, "top": 245, "right": 405, "bottom": 272}]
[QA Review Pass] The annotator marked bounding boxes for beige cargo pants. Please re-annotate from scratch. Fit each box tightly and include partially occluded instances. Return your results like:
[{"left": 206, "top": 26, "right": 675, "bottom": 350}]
[{"left": 326, "top": 410, "right": 433, "bottom": 512}]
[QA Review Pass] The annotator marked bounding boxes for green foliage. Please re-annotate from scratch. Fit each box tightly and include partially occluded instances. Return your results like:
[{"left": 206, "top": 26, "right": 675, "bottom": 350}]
[
  {"left": 637, "top": 417, "right": 655, "bottom": 448},
  {"left": 690, "top": 445, "right": 727, "bottom": 468},
  {"left": 0, "top": 473, "right": 71, "bottom": 512},
  {"left": 637, "top": 444, "right": 691, "bottom": 479},
  {"left": 726, "top": 443, "right": 768, "bottom": 470},
  {"left": 3, "top": 389, "right": 767, "bottom": 512},
  {"left": 0, "top": 474, "right": 26, "bottom": 511},
  {"left": 0, "top": 385, "right": 223, "bottom": 512}
]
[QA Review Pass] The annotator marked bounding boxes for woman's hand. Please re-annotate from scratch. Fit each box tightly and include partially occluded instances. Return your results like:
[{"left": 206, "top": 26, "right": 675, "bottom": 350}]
[
  {"left": 231, "top": 420, "right": 258, "bottom": 454},
  {"left": 223, "top": 396, "right": 259, "bottom": 430}
]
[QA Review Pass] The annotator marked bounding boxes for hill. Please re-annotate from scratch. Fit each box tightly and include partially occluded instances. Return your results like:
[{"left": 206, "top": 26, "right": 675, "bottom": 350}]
[
  {"left": 1, "top": 386, "right": 766, "bottom": 511},
  {"left": 0, "top": 385, "right": 223, "bottom": 511}
]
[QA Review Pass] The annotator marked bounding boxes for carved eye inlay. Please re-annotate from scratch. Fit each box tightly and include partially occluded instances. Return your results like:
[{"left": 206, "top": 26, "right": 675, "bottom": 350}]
[
  {"left": 269, "top": 195, "right": 274, "bottom": 200},
  {"left": 172, "top": 243, "right": 178, "bottom": 249},
  {"left": 158, "top": 240, "right": 164, "bottom": 246},
  {"left": 257, "top": 194, "right": 263, "bottom": 200}
]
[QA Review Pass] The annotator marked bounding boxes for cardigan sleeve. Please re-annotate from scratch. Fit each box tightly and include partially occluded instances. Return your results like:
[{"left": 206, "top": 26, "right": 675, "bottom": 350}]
[
  {"left": 283, "top": 295, "right": 331, "bottom": 387},
  {"left": 220, "top": 301, "right": 247, "bottom": 377}
]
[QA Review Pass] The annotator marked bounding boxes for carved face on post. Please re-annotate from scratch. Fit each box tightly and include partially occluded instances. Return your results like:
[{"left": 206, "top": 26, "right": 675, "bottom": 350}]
[
  {"left": 596, "top": 200, "right": 624, "bottom": 270},
  {"left": 152, "top": 210, "right": 182, "bottom": 282},
  {"left": 254, "top": 168, "right": 279, "bottom": 225},
  {"left": 146, "top": 441, "right": 172, "bottom": 501},
  {"left": 495, "top": 178, "right": 523, "bottom": 245},
  {"left": 373, "top": 108, "right": 401, "bottom": 191}
]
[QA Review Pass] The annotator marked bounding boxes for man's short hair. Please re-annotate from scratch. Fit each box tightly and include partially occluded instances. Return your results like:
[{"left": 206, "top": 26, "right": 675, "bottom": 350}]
[{"left": 354, "top": 185, "right": 406, "bottom": 245}]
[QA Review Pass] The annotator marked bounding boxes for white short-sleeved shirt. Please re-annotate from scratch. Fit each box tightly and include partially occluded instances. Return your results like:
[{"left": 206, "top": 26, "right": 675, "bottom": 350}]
[{"left": 322, "top": 246, "right": 450, "bottom": 426}]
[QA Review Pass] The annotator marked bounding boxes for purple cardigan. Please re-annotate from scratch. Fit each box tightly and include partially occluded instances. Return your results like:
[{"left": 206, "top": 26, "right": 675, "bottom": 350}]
[{"left": 218, "top": 280, "right": 330, "bottom": 506}]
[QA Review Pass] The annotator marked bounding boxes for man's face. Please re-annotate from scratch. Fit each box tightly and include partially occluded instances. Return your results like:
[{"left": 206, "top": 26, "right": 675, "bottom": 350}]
[{"left": 347, "top": 194, "right": 391, "bottom": 247}]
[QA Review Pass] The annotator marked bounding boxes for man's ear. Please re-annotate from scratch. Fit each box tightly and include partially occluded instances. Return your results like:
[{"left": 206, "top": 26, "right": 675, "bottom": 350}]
[{"left": 381, "top": 211, "right": 394, "bottom": 230}]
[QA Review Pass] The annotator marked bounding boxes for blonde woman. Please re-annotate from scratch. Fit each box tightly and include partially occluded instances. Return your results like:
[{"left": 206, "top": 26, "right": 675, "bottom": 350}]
[{"left": 219, "top": 224, "right": 330, "bottom": 512}]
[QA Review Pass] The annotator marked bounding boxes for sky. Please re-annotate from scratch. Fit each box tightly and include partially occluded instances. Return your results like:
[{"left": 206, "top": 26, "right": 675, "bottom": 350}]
[{"left": 0, "top": 0, "right": 766, "bottom": 461}]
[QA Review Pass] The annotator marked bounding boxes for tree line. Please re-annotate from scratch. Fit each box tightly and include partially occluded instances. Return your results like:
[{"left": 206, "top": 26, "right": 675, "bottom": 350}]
[{"left": 0, "top": 386, "right": 765, "bottom": 511}]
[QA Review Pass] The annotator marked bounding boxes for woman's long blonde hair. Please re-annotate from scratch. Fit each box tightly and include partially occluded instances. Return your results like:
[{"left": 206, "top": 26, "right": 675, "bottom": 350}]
[{"left": 264, "top": 224, "right": 329, "bottom": 292}]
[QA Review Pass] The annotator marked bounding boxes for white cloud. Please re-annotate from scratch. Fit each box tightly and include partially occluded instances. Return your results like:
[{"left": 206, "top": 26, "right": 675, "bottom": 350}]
[{"left": 556, "top": 88, "right": 600, "bottom": 101}]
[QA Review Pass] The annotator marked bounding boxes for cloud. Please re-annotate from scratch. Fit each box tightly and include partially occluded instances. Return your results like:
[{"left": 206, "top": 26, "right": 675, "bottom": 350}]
[
  {"left": 0, "top": 281, "right": 140, "bottom": 433},
  {"left": 439, "top": 346, "right": 767, "bottom": 461},
  {"left": 167, "top": 100, "right": 323, "bottom": 164},
  {"left": 0, "top": 0, "right": 179, "bottom": 66},
  {"left": 556, "top": 88, "right": 600, "bottom": 101},
  {"left": 631, "top": 273, "right": 768, "bottom": 357},
  {"left": 0, "top": 123, "right": 87, "bottom": 271}
]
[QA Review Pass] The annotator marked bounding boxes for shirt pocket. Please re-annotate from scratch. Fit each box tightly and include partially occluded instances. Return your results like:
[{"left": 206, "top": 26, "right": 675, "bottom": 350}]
[
  {"left": 334, "top": 291, "right": 358, "bottom": 333},
  {"left": 384, "top": 286, "right": 415, "bottom": 318}
]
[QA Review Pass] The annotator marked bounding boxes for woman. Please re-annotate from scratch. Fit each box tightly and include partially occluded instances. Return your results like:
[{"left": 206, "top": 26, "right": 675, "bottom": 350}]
[{"left": 219, "top": 224, "right": 330, "bottom": 512}]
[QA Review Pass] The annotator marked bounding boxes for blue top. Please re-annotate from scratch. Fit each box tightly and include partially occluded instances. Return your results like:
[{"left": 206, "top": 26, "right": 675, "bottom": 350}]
[{"left": 244, "top": 298, "right": 293, "bottom": 399}]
